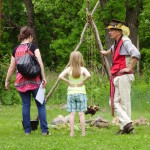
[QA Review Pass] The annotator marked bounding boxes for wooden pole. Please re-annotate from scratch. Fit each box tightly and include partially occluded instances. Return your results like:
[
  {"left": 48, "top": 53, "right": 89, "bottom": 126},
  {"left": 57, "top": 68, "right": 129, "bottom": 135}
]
[
  {"left": 46, "top": 0, "right": 110, "bottom": 101},
  {"left": 91, "top": 0, "right": 99, "bottom": 15},
  {"left": 87, "top": 13, "right": 111, "bottom": 79},
  {"left": 45, "top": 1, "right": 101, "bottom": 102}
]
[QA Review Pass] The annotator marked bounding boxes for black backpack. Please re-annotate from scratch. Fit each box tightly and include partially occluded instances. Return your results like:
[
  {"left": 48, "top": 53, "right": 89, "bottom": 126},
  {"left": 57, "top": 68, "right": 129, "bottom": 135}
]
[{"left": 17, "top": 43, "right": 41, "bottom": 78}]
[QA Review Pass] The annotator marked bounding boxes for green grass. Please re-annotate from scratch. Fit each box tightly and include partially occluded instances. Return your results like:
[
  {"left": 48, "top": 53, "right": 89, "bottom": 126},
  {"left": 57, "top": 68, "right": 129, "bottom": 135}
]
[
  {"left": 1, "top": 72, "right": 150, "bottom": 149},
  {"left": 0, "top": 102, "right": 150, "bottom": 150}
]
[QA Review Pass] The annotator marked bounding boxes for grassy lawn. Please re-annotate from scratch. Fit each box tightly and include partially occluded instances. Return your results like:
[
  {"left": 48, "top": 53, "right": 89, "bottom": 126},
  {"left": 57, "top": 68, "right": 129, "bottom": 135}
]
[{"left": 0, "top": 102, "right": 150, "bottom": 150}]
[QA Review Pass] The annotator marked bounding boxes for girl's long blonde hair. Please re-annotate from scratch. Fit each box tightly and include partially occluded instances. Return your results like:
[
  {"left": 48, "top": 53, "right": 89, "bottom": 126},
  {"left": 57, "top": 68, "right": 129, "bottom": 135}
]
[{"left": 69, "top": 51, "right": 84, "bottom": 78}]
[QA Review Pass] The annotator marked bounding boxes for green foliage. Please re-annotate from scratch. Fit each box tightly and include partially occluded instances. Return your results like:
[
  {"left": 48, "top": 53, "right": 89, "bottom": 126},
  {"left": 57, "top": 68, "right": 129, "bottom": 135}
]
[
  {"left": 100, "top": 0, "right": 126, "bottom": 22},
  {"left": 139, "top": 0, "right": 150, "bottom": 48},
  {"left": 0, "top": 53, "right": 21, "bottom": 105},
  {"left": 86, "top": 72, "right": 109, "bottom": 108},
  {"left": 32, "top": 0, "right": 86, "bottom": 69},
  {"left": 125, "top": 0, "right": 138, "bottom": 9},
  {"left": 2, "top": 0, "right": 150, "bottom": 71},
  {"left": 140, "top": 48, "right": 150, "bottom": 64},
  {"left": 1, "top": 0, "right": 26, "bottom": 55},
  {"left": 139, "top": 48, "right": 150, "bottom": 81}
]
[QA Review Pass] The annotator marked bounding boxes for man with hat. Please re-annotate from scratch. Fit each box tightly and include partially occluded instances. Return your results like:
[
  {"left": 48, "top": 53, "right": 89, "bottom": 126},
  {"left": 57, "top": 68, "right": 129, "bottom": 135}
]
[{"left": 101, "top": 19, "right": 140, "bottom": 134}]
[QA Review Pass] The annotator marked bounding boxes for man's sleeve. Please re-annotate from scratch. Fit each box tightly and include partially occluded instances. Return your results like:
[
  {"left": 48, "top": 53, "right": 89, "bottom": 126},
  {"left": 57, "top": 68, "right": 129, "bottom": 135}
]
[
  {"left": 110, "top": 45, "right": 114, "bottom": 53},
  {"left": 123, "top": 41, "right": 141, "bottom": 59}
]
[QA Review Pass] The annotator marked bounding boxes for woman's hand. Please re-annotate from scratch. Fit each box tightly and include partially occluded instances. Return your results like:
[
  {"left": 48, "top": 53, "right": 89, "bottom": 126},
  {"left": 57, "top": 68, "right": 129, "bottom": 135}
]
[
  {"left": 68, "top": 81, "right": 75, "bottom": 87},
  {"left": 5, "top": 80, "right": 9, "bottom": 90},
  {"left": 77, "top": 81, "right": 84, "bottom": 87},
  {"left": 42, "top": 79, "right": 47, "bottom": 88}
]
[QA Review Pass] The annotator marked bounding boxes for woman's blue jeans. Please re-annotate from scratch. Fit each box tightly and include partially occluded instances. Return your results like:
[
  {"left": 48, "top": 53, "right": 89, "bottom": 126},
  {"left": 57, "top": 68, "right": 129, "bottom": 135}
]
[{"left": 19, "top": 88, "right": 48, "bottom": 134}]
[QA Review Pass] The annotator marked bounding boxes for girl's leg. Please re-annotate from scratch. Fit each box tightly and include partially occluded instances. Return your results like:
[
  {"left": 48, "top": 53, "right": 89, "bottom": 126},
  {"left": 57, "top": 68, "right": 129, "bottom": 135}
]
[
  {"left": 78, "top": 112, "right": 85, "bottom": 136},
  {"left": 19, "top": 91, "right": 31, "bottom": 134},
  {"left": 70, "top": 112, "right": 76, "bottom": 136}
]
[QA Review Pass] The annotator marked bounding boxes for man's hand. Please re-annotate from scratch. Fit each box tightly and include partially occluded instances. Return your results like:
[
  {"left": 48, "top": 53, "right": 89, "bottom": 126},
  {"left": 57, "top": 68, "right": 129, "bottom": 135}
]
[
  {"left": 119, "top": 68, "right": 131, "bottom": 74},
  {"left": 100, "top": 49, "right": 111, "bottom": 56},
  {"left": 100, "top": 50, "right": 108, "bottom": 55}
]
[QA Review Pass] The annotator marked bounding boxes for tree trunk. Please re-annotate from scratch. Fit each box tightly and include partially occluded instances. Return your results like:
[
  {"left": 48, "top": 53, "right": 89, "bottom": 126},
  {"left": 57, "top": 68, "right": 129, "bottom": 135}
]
[
  {"left": 125, "top": 0, "right": 141, "bottom": 73},
  {"left": 100, "top": 0, "right": 113, "bottom": 68},
  {"left": 125, "top": 0, "right": 141, "bottom": 46},
  {"left": 100, "top": 0, "right": 114, "bottom": 50},
  {"left": 24, "top": 0, "right": 38, "bottom": 45}
]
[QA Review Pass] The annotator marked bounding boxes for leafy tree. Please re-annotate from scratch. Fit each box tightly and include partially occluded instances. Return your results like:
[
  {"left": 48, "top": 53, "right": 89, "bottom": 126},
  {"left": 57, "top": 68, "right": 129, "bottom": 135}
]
[
  {"left": 139, "top": 0, "right": 150, "bottom": 48},
  {"left": 1, "top": 0, "right": 150, "bottom": 105}
]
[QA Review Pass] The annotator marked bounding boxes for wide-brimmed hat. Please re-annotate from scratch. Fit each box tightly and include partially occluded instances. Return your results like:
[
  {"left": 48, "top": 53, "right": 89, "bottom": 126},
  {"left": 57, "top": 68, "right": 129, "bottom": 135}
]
[{"left": 106, "top": 19, "right": 130, "bottom": 36}]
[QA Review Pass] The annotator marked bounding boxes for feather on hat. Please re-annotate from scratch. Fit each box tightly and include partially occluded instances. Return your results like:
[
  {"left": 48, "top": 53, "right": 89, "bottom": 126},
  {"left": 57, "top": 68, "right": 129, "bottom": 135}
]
[{"left": 106, "top": 19, "right": 130, "bottom": 36}]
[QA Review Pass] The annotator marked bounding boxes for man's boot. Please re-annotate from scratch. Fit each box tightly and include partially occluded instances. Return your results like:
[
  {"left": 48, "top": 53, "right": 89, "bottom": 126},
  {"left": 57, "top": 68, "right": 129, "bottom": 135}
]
[{"left": 123, "top": 122, "right": 134, "bottom": 134}]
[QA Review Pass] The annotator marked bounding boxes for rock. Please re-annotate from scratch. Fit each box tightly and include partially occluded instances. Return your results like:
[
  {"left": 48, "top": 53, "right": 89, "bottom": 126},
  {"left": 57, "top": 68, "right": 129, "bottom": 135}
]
[
  {"left": 51, "top": 115, "right": 67, "bottom": 125},
  {"left": 65, "top": 115, "right": 70, "bottom": 123},
  {"left": 60, "top": 104, "right": 67, "bottom": 109},
  {"left": 133, "top": 116, "right": 147, "bottom": 126},
  {"left": 85, "top": 120, "right": 93, "bottom": 124},
  {"left": 86, "top": 115, "right": 109, "bottom": 128}
]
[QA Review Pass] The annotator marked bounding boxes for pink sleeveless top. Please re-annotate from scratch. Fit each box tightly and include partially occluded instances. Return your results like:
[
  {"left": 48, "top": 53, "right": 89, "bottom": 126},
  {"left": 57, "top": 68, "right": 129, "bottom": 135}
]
[{"left": 14, "top": 44, "right": 41, "bottom": 92}]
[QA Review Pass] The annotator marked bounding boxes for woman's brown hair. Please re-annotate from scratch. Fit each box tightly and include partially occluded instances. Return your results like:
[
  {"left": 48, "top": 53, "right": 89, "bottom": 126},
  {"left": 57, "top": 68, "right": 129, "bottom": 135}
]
[{"left": 18, "top": 26, "right": 34, "bottom": 41}]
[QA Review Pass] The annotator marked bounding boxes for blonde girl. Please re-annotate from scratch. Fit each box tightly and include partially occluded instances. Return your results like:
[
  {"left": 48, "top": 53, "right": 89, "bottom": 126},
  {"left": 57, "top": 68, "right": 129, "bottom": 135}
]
[{"left": 59, "top": 51, "right": 91, "bottom": 136}]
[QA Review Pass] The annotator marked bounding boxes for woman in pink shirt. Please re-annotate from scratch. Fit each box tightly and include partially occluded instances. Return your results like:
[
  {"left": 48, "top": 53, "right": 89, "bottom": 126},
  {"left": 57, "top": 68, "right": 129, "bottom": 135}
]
[{"left": 5, "top": 26, "right": 49, "bottom": 135}]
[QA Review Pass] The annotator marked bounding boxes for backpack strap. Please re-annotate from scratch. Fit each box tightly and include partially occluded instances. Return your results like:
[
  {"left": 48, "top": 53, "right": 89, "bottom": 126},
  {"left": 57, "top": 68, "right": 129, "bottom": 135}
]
[
  {"left": 26, "top": 43, "right": 31, "bottom": 52},
  {"left": 26, "top": 43, "right": 34, "bottom": 56}
]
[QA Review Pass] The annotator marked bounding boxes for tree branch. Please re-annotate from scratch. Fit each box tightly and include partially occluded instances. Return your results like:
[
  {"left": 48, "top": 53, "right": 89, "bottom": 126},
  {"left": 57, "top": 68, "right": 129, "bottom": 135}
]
[{"left": 1, "top": 13, "right": 21, "bottom": 29}]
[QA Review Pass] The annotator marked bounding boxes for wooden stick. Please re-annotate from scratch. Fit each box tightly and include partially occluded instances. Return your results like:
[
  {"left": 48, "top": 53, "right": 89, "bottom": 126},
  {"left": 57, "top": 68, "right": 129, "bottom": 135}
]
[
  {"left": 91, "top": 0, "right": 99, "bottom": 16},
  {"left": 45, "top": 1, "right": 102, "bottom": 101},
  {"left": 46, "top": 0, "right": 110, "bottom": 101},
  {"left": 87, "top": 13, "right": 111, "bottom": 79}
]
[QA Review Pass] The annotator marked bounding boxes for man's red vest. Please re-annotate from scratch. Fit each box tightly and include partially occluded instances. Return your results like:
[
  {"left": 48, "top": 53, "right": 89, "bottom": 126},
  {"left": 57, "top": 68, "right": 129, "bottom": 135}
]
[
  {"left": 110, "top": 38, "right": 126, "bottom": 75},
  {"left": 110, "top": 38, "right": 126, "bottom": 116}
]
